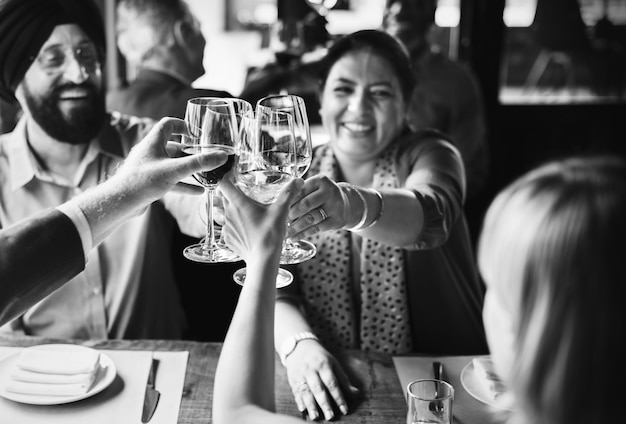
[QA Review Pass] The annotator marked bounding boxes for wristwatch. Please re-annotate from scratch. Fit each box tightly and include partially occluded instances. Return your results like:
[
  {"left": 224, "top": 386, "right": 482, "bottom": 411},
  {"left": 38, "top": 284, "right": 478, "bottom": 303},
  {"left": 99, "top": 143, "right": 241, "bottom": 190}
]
[{"left": 279, "top": 331, "right": 319, "bottom": 366}]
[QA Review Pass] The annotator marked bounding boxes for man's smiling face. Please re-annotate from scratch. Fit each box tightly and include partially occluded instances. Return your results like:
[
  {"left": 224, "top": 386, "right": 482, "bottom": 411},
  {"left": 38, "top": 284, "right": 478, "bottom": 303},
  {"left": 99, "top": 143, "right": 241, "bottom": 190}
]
[{"left": 16, "top": 23, "right": 105, "bottom": 144}]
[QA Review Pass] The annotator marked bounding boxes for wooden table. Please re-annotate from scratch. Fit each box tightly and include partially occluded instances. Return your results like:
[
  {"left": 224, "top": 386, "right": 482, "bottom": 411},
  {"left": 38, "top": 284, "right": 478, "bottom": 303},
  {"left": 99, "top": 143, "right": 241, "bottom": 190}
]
[{"left": 0, "top": 336, "right": 406, "bottom": 423}]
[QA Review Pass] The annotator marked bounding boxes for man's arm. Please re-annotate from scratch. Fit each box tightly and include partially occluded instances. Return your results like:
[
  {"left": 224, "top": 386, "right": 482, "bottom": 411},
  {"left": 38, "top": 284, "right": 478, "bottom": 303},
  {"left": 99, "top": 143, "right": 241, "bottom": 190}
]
[
  {"left": 0, "top": 118, "right": 227, "bottom": 326},
  {"left": 0, "top": 209, "right": 85, "bottom": 326}
]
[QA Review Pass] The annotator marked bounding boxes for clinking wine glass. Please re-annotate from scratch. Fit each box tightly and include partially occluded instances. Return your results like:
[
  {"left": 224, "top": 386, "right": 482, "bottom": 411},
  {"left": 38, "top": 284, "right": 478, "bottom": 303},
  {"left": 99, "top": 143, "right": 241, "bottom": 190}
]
[
  {"left": 182, "top": 97, "right": 246, "bottom": 263},
  {"left": 232, "top": 109, "right": 298, "bottom": 288},
  {"left": 256, "top": 94, "right": 317, "bottom": 265}
]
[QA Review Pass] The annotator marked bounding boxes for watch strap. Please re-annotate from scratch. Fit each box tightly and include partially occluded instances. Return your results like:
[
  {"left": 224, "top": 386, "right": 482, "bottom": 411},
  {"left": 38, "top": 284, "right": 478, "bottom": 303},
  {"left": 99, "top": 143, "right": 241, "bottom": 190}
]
[{"left": 279, "top": 331, "right": 318, "bottom": 366}]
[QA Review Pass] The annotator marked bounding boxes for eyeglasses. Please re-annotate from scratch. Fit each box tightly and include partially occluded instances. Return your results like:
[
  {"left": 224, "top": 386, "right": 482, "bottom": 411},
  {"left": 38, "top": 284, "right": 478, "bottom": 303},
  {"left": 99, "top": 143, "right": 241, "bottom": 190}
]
[{"left": 32, "top": 44, "right": 101, "bottom": 74}]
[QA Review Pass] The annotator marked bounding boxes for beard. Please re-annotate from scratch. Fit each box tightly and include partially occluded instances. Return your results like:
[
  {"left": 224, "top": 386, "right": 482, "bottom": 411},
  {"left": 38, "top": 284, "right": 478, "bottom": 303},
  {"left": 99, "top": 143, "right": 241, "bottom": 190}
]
[{"left": 22, "top": 80, "right": 106, "bottom": 145}]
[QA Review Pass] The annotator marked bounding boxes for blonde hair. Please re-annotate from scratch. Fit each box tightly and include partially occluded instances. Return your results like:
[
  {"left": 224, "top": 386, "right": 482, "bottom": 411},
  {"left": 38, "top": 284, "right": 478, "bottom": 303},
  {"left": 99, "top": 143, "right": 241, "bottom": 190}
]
[{"left": 478, "top": 156, "right": 626, "bottom": 424}]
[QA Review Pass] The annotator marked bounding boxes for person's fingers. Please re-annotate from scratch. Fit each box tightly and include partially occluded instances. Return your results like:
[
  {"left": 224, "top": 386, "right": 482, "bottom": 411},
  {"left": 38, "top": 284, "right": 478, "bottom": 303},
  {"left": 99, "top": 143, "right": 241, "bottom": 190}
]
[
  {"left": 219, "top": 174, "right": 246, "bottom": 204},
  {"left": 289, "top": 179, "right": 318, "bottom": 204},
  {"left": 319, "top": 364, "right": 359, "bottom": 416},
  {"left": 288, "top": 191, "right": 343, "bottom": 239},
  {"left": 150, "top": 117, "right": 187, "bottom": 147},
  {"left": 306, "top": 373, "right": 336, "bottom": 421},
  {"left": 172, "top": 150, "right": 227, "bottom": 180},
  {"left": 297, "top": 378, "right": 320, "bottom": 421},
  {"left": 288, "top": 175, "right": 326, "bottom": 209},
  {"left": 222, "top": 169, "right": 236, "bottom": 184},
  {"left": 288, "top": 178, "right": 337, "bottom": 221},
  {"left": 165, "top": 141, "right": 184, "bottom": 157},
  {"left": 291, "top": 380, "right": 307, "bottom": 415},
  {"left": 272, "top": 178, "right": 304, "bottom": 211}
]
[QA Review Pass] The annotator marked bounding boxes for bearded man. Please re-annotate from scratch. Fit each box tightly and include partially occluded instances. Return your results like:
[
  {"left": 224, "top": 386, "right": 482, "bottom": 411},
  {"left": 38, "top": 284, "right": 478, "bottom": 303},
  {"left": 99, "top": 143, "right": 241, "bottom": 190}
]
[{"left": 0, "top": 0, "right": 204, "bottom": 339}]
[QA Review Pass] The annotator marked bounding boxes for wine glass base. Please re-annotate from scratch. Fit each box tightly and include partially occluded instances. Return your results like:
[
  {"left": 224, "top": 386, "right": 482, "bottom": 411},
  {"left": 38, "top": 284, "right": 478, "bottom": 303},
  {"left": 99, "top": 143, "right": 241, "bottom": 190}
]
[
  {"left": 280, "top": 240, "right": 317, "bottom": 265},
  {"left": 232, "top": 267, "right": 294, "bottom": 288},
  {"left": 183, "top": 243, "right": 241, "bottom": 263}
]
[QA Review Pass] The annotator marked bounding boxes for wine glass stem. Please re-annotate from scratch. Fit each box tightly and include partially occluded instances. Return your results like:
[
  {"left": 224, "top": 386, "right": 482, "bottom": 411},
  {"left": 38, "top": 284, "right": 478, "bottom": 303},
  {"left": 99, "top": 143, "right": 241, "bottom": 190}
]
[
  {"left": 203, "top": 187, "right": 216, "bottom": 251},
  {"left": 284, "top": 220, "right": 294, "bottom": 250}
]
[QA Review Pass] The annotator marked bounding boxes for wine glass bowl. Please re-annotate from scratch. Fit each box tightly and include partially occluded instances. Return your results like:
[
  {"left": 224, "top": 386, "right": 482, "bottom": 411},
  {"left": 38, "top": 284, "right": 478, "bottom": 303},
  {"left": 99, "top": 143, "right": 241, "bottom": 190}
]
[{"left": 256, "top": 94, "right": 312, "bottom": 178}]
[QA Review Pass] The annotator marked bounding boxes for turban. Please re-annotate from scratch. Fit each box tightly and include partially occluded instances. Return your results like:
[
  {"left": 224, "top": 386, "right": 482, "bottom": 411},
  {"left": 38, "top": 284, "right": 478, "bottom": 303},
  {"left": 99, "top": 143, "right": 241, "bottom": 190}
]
[{"left": 0, "top": 0, "right": 106, "bottom": 102}]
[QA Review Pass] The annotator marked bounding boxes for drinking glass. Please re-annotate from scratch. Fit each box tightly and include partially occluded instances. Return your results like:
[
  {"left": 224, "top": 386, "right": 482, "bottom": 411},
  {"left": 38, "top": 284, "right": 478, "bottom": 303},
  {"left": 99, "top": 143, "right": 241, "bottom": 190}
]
[
  {"left": 256, "top": 94, "right": 317, "bottom": 265},
  {"left": 232, "top": 109, "right": 298, "bottom": 288},
  {"left": 406, "top": 379, "right": 454, "bottom": 424},
  {"left": 182, "top": 97, "right": 246, "bottom": 263}
]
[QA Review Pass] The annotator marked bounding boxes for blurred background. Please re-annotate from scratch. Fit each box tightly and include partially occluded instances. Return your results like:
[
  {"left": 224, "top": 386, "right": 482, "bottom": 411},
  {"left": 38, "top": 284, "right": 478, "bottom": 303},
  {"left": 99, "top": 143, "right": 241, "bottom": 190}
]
[{"left": 99, "top": 0, "right": 626, "bottom": 216}]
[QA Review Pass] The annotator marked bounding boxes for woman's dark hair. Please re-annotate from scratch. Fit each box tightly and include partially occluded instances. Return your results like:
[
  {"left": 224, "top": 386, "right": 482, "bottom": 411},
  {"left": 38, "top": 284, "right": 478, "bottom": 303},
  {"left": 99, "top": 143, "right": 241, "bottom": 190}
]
[{"left": 317, "top": 29, "right": 416, "bottom": 103}]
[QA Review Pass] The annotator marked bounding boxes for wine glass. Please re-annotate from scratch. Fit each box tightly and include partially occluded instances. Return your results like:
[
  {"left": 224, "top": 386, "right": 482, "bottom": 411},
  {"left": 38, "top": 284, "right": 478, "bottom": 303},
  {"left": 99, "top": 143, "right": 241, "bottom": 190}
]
[
  {"left": 257, "top": 94, "right": 317, "bottom": 265},
  {"left": 182, "top": 97, "right": 246, "bottom": 263},
  {"left": 232, "top": 109, "right": 298, "bottom": 288}
]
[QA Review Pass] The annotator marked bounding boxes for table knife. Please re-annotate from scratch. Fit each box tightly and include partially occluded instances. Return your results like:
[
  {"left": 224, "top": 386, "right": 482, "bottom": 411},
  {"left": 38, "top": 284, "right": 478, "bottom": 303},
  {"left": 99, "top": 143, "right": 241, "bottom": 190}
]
[{"left": 141, "top": 357, "right": 161, "bottom": 423}]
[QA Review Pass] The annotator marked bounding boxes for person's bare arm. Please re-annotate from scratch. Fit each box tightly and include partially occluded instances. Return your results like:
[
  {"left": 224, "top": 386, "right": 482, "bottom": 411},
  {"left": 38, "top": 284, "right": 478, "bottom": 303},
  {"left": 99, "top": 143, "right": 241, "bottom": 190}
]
[
  {"left": 213, "top": 176, "right": 304, "bottom": 424},
  {"left": 288, "top": 136, "right": 465, "bottom": 249}
]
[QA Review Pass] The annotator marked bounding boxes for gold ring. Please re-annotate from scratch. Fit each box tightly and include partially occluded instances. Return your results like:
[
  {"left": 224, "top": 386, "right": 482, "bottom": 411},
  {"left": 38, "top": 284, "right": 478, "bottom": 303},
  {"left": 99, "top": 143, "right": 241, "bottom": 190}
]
[{"left": 318, "top": 208, "right": 328, "bottom": 221}]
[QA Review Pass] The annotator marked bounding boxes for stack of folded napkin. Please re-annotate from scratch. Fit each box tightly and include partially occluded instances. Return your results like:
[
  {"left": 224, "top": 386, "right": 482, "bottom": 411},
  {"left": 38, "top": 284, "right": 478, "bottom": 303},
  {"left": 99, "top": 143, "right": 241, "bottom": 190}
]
[
  {"left": 472, "top": 357, "right": 507, "bottom": 401},
  {"left": 5, "top": 347, "right": 101, "bottom": 396}
]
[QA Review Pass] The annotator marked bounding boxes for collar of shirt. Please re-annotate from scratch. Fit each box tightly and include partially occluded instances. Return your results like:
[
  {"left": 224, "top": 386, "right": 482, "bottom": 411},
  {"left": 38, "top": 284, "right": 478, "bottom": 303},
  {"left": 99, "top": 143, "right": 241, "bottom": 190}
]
[{"left": 5, "top": 115, "right": 125, "bottom": 192}]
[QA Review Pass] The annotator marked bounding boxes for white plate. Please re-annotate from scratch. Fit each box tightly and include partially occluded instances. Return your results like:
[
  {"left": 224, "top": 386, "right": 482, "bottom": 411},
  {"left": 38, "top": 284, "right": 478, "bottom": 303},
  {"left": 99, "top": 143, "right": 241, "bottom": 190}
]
[
  {"left": 460, "top": 360, "right": 513, "bottom": 411},
  {"left": 0, "top": 344, "right": 116, "bottom": 405}
]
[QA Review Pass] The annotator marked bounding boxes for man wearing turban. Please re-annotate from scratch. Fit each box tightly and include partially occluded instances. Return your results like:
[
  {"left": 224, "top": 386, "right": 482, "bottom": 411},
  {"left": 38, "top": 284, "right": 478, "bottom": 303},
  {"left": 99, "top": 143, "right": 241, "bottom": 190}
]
[{"left": 0, "top": 0, "right": 204, "bottom": 340}]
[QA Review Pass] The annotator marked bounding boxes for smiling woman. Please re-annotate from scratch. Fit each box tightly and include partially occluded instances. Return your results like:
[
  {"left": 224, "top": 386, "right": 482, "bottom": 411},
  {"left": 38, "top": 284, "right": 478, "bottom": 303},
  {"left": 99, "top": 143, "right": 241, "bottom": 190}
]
[
  {"left": 273, "top": 29, "right": 488, "bottom": 421},
  {"left": 318, "top": 47, "right": 406, "bottom": 162}
]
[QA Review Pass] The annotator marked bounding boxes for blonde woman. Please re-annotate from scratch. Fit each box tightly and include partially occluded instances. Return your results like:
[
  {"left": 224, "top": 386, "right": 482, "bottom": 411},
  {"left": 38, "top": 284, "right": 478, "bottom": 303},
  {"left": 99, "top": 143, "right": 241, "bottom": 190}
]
[{"left": 478, "top": 155, "right": 626, "bottom": 424}]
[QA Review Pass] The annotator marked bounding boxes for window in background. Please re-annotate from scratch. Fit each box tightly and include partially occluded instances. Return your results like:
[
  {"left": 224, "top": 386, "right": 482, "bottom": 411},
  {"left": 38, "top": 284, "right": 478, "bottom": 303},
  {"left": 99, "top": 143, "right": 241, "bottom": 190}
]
[
  {"left": 499, "top": 0, "right": 626, "bottom": 104},
  {"left": 188, "top": 0, "right": 264, "bottom": 95}
]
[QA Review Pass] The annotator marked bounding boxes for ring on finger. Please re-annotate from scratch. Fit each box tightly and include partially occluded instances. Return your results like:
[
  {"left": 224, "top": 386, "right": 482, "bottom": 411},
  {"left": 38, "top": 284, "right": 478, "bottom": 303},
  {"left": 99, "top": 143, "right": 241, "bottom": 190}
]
[
  {"left": 318, "top": 207, "right": 328, "bottom": 221},
  {"left": 297, "top": 380, "right": 308, "bottom": 389}
]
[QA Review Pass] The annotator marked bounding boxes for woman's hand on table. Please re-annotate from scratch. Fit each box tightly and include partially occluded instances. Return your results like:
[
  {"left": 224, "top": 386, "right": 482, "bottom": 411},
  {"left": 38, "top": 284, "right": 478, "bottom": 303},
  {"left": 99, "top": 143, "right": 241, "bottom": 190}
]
[
  {"left": 287, "top": 175, "right": 351, "bottom": 240},
  {"left": 285, "top": 339, "right": 359, "bottom": 421}
]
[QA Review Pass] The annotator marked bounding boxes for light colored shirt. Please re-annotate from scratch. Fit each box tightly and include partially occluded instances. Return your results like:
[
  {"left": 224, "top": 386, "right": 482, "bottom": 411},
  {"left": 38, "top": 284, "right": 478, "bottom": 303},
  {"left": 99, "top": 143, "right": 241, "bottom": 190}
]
[{"left": 0, "top": 113, "right": 192, "bottom": 340}]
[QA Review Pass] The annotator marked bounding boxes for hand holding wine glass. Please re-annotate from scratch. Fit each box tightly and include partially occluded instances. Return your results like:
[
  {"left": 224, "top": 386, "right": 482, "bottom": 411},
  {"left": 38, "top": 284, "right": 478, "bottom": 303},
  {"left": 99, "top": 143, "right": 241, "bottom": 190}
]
[
  {"left": 182, "top": 97, "right": 248, "bottom": 263},
  {"left": 256, "top": 94, "right": 316, "bottom": 264},
  {"left": 219, "top": 175, "right": 304, "bottom": 270},
  {"left": 232, "top": 109, "right": 299, "bottom": 287}
]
